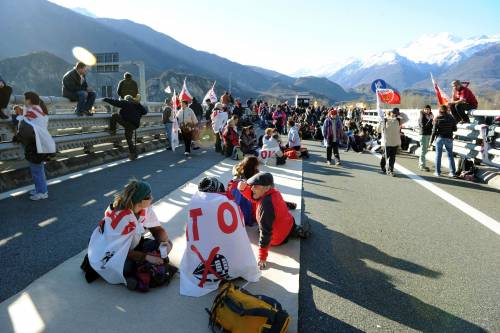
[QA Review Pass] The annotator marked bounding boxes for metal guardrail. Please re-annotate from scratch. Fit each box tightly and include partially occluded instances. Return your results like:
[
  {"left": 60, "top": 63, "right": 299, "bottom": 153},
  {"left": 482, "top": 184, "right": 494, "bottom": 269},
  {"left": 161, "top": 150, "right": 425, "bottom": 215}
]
[
  {"left": 0, "top": 96, "right": 165, "bottom": 161},
  {"left": 362, "top": 109, "right": 500, "bottom": 168}
]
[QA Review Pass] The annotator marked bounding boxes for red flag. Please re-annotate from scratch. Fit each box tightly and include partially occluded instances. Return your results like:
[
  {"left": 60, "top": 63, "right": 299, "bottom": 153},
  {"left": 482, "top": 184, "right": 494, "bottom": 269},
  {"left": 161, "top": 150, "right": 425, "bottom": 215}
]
[
  {"left": 171, "top": 89, "right": 181, "bottom": 110},
  {"left": 377, "top": 89, "right": 400, "bottom": 105},
  {"left": 430, "top": 73, "right": 449, "bottom": 106},
  {"left": 179, "top": 78, "right": 193, "bottom": 102}
]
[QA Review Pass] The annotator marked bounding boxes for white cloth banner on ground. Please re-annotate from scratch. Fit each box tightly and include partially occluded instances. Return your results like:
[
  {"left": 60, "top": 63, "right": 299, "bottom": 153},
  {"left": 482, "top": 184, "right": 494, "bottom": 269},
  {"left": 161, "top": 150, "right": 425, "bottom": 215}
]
[
  {"left": 88, "top": 207, "right": 160, "bottom": 285},
  {"left": 258, "top": 147, "right": 280, "bottom": 166},
  {"left": 180, "top": 192, "right": 260, "bottom": 297}
]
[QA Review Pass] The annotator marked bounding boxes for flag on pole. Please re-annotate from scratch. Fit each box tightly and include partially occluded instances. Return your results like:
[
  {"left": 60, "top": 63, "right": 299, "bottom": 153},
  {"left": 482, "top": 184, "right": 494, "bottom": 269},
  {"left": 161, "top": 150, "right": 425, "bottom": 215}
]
[
  {"left": 376, "top": 91, "right": 384, "bottom": 121},
  {"left": 179, "top": 78, "right": 193, "bottom": 102},
  {"left": 171, "top": 89, "right": 180, "bottom": 151},
  {"left": 164, "top": 85, "right": 171, "bottom": 94},
  {"left": 377, "top": 88, "right": 401, "bottom": 105},
  {"left": 430, "top": 73, "right": 449, "bottom": 106},
  {"left": 202, "top": 81, "right": 217, "bottom": 105}
]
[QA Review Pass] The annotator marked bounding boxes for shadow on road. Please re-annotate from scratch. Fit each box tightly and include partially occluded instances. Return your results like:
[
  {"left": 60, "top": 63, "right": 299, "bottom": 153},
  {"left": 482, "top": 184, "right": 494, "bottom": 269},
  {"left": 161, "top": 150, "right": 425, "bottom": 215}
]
[{"left": 299, "top": 216, "right": 486, "bottom": 332}]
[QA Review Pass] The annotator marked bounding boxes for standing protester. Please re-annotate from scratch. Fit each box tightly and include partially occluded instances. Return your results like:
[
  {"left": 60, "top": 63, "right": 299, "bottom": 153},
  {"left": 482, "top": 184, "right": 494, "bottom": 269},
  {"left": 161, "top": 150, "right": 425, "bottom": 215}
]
[
  {"left": 13, "top": 92, "right": 56, "bottom": 200},
  {"left": 0, "top": 74, "right": 13, "bottom": 119},
  {"left": 177, "top": 100, "right": 198, "bottom": 156},
  {"left": 322, "top": 109, "right": 343, "bottom": 166},
  {"left": 189, "top": 97, "right": 203, "bottom": 122},
  {"left": 203, "top": 98, "right": 214, "bottom": 122},
  {"left": 161, "top": 99, "right": 173, "bottom": 150},
  {"left": 273, "top": 106, "right": 287, "bottom": 135},
  {"left": 220, "top": 91, "right": 230, "bottom": 105},
  {"left": 211, "top": 102, "right": 228, "bottom": 153},
  {"left": 62, "top": 62, "right": 96, "bottom": 116},
  {"left": 379, "top": 108, "right": 401, "bottom": 177},
  {"left": 448, "top": 80, "right": 477, "bottom": 124},
  {"left": 116, "top": 72, "right": 139, "bottom": 99},
  {"left": 232, "top": 98, "right": 245, "bottom": 120},
  {"left": 419, "top": 105, "right": 434, "bottom": 171},
  {"left": 431, "top": 105, "right": 458, "bottom": 177},
  {"left": 104, "top": 95, "right": 148, "bottom": 160}
]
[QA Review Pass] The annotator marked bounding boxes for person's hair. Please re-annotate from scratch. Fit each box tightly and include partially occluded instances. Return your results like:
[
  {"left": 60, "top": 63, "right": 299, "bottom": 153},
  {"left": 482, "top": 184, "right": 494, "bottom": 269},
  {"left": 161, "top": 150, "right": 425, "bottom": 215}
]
[
  {"left": 288, "top": 119, "right": 295, "bottom": 127},
  {"left": 76, "top": 62, "right": 86, "bottom": 70},
  {"left": 181, "top": 100, "right": 188, "bottom": 105},
  {"left": 113, "top": 179, "right": 140, "bottom": 210},
  {"left": 235, "top": 156, "right": 260, "bottom": 180},
  {"left": 265, "top": 128, "right": 274, "bottom": 136},
  {"left": 24, "top": 91, "right": 48, "bottom": 114},
  {"left": 124, "top": 72, "right": 132, "bottom": 79},
  {"left": 424, "top": 105, "right": 431, "bottom": 110},
  {"left": 452, "top": 80, "right": 461, "bottom": 86},
  {"left": 439, "top": 105, "right": 448, "bottom": 113}
]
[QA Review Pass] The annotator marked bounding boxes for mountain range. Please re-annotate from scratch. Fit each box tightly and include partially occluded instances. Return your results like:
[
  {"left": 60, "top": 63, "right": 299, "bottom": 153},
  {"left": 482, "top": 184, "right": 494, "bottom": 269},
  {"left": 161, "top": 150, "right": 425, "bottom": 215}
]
[{"left": 295, "top": 33, "right": 500, "bottom": 92}]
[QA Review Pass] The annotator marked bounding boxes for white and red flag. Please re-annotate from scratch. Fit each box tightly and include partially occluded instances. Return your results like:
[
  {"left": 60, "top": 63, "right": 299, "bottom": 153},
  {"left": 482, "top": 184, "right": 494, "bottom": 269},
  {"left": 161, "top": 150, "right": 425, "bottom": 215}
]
[
  {"left": 171, "top": 89, "right": 180, "bottom": 151},
  {"left": 203, "top": 81, "right": 218, "bottom": 104},
  {"left": 179, "top": 78, "right": 193, "bottom": 103},
  {"left": 430, "top": 73, "right": 449, "bottom": 106},
  {"left": 377, "top": 88, "right": 401, "bottom": 105}
]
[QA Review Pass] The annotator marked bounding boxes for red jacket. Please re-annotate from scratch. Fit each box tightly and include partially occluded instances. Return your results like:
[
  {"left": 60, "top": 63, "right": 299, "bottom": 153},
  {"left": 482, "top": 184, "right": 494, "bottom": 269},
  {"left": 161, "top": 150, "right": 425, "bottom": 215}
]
[
  {"left": 454, "top": 87, "right": 478, "bottom": 109},
  {"left": 241, "top": 187, "right": 294, "bottom": 261}
]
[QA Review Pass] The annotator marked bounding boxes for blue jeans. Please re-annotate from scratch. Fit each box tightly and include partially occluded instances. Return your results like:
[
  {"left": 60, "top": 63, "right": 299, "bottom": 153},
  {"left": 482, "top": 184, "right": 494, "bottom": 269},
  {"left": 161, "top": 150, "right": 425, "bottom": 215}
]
[
  {"left": 435, "top": 137, "right": 456, "bottom": 175},
  {"left": 164, "top": 123, "right": 173, "bottom": 147},
  {"left": 76, "top": 90, "right": 96, "bottom": 114},
  {"left": 30, "top": 162, "right": 48, "bottom": 194}
]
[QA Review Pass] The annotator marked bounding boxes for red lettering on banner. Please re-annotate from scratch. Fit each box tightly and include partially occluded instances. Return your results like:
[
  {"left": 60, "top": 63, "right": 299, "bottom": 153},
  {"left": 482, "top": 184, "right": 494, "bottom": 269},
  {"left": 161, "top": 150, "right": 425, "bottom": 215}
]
[
  {"left": 217, "top": 202, "right": 238, "bottom": 234},
  {"left": 188, "top": 208, "right": 203, "bottom": 241},
  {"left": 261, "top": 150, "right": 268, "bottom": 159}
]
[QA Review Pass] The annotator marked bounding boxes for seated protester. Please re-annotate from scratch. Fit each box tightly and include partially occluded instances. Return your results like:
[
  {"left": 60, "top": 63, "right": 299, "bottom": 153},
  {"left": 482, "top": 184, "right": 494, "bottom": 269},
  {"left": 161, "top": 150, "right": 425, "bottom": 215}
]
[
  {"left": 211, "top": 102, "right": 228, "bottom": 153},
  {"left": 13, "top": 92, "right": 56, "bottom": 201},
  {"left": 222, "top": 118, "right": 239, "bottom": 158},
  {"left": 104, "top": 95, "right": 148, "bottom": 160},
  {"left": 227, "top": 156, "right": 260, "bottom": 226},
  {"left": 0, "top": 74, "right": 13, "bottom": 119},
  {"left": 62, "top": 62, "right": 96, "bottom": 116},
  {"left": 180, "top": 177, "right": 260, "bottom": 297},
  {"left": 116, "top": 72, "right": 139, "bottom": 99},
  {"left": 239, "top": 125, "right": 257, "bottom": 155},
  {"left": 287, "top": 120, "right": 301, "bottom": 150},
  {"left": 237, "top": 173, "right": 309, "bottom": 270},
  {"left": 86, "top": 180, "right": 174, "bottom": 291},
  {"left": 345, "top": 130, "right": 366, "bottom": 153},
  {"left": 259, "top": 128, "right": 285, "bottom": 165}
]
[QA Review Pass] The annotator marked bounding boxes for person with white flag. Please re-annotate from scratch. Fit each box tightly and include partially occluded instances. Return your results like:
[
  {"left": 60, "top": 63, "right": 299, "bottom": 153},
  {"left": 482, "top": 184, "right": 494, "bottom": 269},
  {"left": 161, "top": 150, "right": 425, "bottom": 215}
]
[
  {"left": 171, "top": 90, "right": 180, "bottom": 152},
  {"left": 180, "top": 177, "right": 260, "bottom": 297},
  {"left": 86, "top": 180, "right": 173, "bottom": 290},
  {"left": 13, "top": 91, "right": 56, "bottom": 200},
  {"left": 211, "top": 102, "right": 228, "bottom": 153}
]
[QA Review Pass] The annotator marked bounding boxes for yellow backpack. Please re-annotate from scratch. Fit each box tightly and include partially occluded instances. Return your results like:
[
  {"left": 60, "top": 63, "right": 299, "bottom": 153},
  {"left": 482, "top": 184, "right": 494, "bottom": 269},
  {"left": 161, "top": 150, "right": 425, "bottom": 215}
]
[{"left": 207, "top": 282, "right": 290, "bottom": 333}]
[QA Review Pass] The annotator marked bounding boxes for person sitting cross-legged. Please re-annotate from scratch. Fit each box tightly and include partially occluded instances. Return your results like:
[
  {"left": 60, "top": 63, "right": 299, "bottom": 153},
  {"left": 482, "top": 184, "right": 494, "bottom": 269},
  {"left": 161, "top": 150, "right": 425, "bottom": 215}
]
[{"left": 237, "top": 172, "right": 310, "bottom": 270}]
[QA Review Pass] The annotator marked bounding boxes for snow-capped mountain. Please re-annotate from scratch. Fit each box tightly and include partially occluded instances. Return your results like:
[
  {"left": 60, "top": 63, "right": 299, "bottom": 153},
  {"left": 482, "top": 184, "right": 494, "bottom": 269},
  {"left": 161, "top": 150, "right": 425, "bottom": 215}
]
[{"left": 294, "top": 33, "right": 500, "bottom": 89}]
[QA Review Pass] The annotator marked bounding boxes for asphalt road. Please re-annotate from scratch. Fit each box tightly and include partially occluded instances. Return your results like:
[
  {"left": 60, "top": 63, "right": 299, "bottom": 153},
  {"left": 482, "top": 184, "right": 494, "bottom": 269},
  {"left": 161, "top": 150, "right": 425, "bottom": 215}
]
[
  {"left": 0, "top": 147, "right": 224, "bottom": 302},
  {"left": 299, "top": 140, "right": 500, "bottom": 332}
]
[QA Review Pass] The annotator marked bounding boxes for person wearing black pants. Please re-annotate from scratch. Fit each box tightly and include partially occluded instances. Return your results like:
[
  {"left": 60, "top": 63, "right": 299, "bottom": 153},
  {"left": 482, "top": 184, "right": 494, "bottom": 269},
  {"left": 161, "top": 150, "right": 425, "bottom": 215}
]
[
  {"left": 326, "top": 141, "right": 340, "bottom": 165},
  {"left": 448, "top": 80, "right": 478, "bottom": 124},
  {"left": 378, "top": 108, "right": 402, "bottom": 176},
  {"left": 110, "top": 113, "right": 137, "bottom": 157},
  {"left": 177, "top": 100, "right": 198, "bottom": 156},
  {"left": 0, "top": 75, "right": 12, "bottom": 119},
  {"left": 181, "top": 127, "right": 193, "bottom": 154},
  {"left": 380, "top": 146, "right": 398, "bottom": 174}
]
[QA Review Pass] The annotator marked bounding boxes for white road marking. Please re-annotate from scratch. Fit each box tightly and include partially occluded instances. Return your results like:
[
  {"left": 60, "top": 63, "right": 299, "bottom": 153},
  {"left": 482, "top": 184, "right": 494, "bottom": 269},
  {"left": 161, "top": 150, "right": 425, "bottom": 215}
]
[{"left": 372, "top": 153, "right": 500, "bottom": 235}]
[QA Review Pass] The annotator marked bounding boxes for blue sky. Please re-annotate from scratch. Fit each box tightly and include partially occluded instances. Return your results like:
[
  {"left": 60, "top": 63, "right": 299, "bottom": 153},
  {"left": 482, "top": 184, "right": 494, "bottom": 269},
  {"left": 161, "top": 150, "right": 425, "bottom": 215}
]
[{"left": 49, "top": 0, "right": 500, "bottom": 74}]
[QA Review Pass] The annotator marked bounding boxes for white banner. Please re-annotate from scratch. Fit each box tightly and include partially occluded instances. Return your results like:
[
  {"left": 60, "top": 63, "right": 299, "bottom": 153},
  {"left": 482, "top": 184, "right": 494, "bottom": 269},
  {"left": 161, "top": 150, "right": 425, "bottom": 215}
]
[{"left": 180, "top": 192, "right": 260, "bottom": 297}]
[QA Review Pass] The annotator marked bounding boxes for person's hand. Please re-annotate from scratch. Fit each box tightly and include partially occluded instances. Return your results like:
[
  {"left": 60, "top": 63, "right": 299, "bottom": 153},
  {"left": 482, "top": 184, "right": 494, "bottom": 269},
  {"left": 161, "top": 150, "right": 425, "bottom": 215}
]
[
  {"left": 0, "top": 81, "right": 4, "bottom": 88},
  {"left": 237, "top": 181, "right": 247, "bottom": 191},
  {"left": 258, "top": 260, "right": 267, "bottom": 270},
  {"left": 145, "top": 254, "right": 164, "bottom": 265}
]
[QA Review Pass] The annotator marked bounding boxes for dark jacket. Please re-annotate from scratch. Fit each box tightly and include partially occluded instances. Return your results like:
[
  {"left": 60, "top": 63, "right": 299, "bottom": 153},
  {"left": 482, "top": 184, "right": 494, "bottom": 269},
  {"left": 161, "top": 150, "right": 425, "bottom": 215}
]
[
  {"left": 232, "top": 105, "right": 245, "bottom": 118},
  {"left": 419, "top": 111, "right": 434, "bottom": 135},
  {"left": 62, "top": 68, "right": 87, "bottom": 100},
  {"left": 239, "top": 132, "right": 256, "bottom": 154},
  {"left": 103, "top": 98, "right": 147, "bottom": 128},
  {"left": 431, "top": 112, "right": 457, "bottom": 142},
  {"left": 117, "top": 78, "right": 138, "bottom": 99},
  {"left": 189, "top": 98, "right": 203, "bottom": 119}
]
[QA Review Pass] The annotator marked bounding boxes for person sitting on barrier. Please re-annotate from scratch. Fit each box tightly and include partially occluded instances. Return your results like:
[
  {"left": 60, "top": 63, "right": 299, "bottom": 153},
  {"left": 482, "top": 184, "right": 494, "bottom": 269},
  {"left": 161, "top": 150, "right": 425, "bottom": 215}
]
[
  {"left": 11, "top": 105, "right": 23, "bottom": 127},
  {"left": 84, "top": 180, "right": 174, "bottom": 291},
  {"left": 0, "top": 74, "right": 12, "bottom": 119},
  {"left": 418, "top": 105, "right": 434, "bottom": 171},
  {"left": 104, "top": 95, "right": 147, "bottom": 160},
  {"left": 117, "top": 72, "right": 139, "bottom": 100},
  {"left": 449, "top": 80, "right": 477, "bottom": 124},
  {"left": 222, "top": 118, "right": 239, "bottom": 158},
  {"left": 237, "top": 172, "right": 309, "bottom": 270},
  {"left": 239, "top": 125, "right": 257, "bottom": 156},
  {"left": 379, "top": 108, "right": 401, "bottom": 177},
  {"left": 211, "top": 102, "right": 227, "bottom": 153},
  {"left": 177, "top": 100, "right": 198, "bottom": 156},
  {"left": 430, "top": 105, "right": 458, "bottom": 177},
  {"left": 62, "top": 62, "right": 96, "bottom": 117},
  {"left": 322, "top": 109, "right": 343, "bottom": 166},
  {"left": 12, "top": 92, "right": 56, "bottom": 200},
  {"left": 227, "top": 156, "right": 260, "bottom": 226}
]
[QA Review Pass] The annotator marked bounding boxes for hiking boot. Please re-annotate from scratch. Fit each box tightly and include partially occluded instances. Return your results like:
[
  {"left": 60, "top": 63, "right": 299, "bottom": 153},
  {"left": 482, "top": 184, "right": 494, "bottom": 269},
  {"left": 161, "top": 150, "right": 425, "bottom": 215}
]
[
  {"left": 30, "top": 192, "right": 48, "bottom": 201},
  {"left": 125, "top": 277, "right": 138, "bottom": 291}
]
